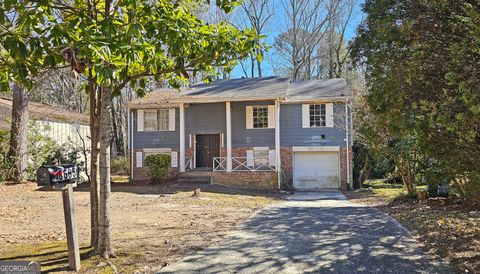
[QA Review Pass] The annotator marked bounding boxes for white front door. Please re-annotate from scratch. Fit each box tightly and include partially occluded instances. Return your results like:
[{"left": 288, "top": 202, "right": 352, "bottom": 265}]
[{"left": 293, "top": 151, "right": 340, "bottom": 189}]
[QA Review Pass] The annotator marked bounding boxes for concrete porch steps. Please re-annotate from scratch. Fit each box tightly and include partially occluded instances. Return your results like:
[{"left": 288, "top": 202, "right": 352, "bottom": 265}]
[{"left": 176, "top": 170, "right": 214, "bottom": 184}]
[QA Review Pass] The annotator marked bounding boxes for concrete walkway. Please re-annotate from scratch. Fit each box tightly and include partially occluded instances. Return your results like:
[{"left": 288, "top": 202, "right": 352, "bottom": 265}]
[{"left": 158, "top": 191, "right": 449, "bottom": 274}]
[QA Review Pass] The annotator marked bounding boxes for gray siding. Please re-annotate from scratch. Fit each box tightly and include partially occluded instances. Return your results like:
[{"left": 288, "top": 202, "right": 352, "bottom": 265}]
[
  {"left": 231, "top": 101, "right": 275, "bottom": 147},
  {"left": 280, "top": 103, "right": 348, "bottom": 147},
  {"left": 131, "top": 102, "right": 349, "bottom": 149},
  {"left": 132, "top": 109, "right": 179, "bottom": 148},
  {"left": 185, "top": 103, "right": 226, "bottom": 145}
]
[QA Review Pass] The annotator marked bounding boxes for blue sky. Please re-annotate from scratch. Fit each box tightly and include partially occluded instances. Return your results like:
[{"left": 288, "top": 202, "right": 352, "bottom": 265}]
[{"left": 230, "top": 0, "right": 364, "bottom": 78}]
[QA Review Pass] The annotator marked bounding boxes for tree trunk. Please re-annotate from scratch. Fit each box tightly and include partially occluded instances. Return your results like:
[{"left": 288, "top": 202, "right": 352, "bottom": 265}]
[
  {"left": 256, "top": 49, "right": 263, "bottom": 78},
  {"left": 98, "top": 86, "right": 113, "bottom": 257},
  {"left": 110, "top": 99, "right": 124, "bottom": 157},
  {"left": 89, "top": 81, "right": 100, "bottom": 248},
  {"left": 250, "top": 54, "right": 255, "bottom": 78},
  {"left": 8, "top": 83, "right": 29, "bottom": 183}
]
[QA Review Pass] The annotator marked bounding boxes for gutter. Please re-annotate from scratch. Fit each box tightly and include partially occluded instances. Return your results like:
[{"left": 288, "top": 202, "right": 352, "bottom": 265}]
[{"left": 345, "top": 97, "right": 352, "bottom": 190}]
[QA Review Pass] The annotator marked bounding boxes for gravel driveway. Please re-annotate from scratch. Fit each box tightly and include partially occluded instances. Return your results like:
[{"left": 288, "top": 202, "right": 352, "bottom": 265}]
[{"left": 158, "top": 190, "right": 449, "bottom": 274}]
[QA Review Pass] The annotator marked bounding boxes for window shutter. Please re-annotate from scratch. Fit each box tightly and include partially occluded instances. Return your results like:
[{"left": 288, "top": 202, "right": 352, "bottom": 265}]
[
  {"left": 326, "top": 103, "right": 334, "bottom": 127},
  {"left": 136, "top": 151, "right": 143, "bottom": 167},
  {"left": 171, "top": 151, "right": 178, "bottom": 167},
  {"left": 246, "top": 150, "right": 254, "bottom": 166},
  {"left": 168, "top": 108, "right": 176, "bottom": 131},
  {"left": 268, "top": 149, "right": 276, "bottom": 166},
  {"left": 302, "top": 104, "right": 310, "bottom": 128},
  {"left": 267, "top": 105, "right": 275, "bottom": 128},
  {"left": 137, "top": 110, "right": 144, "bottom": 132},
  {"left": 246, "top": 106, "right": 253, "bottom": 129}
]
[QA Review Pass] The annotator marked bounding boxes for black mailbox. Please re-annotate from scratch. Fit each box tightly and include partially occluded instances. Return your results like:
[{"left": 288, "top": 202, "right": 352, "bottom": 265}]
[{"left": 37, "top": 164, "right": 79, "bottom": 186}]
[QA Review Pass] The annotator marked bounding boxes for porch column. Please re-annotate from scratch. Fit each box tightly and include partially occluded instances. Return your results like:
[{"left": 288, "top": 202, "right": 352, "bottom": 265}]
[
  {"left": 179, "top": 103, "right": 185, "bottom": 172},
  {"left": 275, "top": 100, "right": 281, "bottom": 189},
  {"left": 226, "top": 101, "right": 232, "bottom": 172}
]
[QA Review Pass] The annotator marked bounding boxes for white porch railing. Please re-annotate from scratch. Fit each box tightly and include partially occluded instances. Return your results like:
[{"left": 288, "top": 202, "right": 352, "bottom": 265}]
[
  {"left": 213, "top": 157, "right": 275, "bottom": 172},
  {"left": 185, "top": 157, "right": 193, "bottom": 171}
]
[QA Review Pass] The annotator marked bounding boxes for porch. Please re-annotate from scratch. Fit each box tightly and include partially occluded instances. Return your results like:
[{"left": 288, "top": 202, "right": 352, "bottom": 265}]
[{"left": 177, "top": 100, "right": 281, "bottom": 187}]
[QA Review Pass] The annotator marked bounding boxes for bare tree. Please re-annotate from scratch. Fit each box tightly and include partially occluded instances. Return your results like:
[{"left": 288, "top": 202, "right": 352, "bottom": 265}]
[
  {"left": 235, "top": 0, "right": 274, "bottom": 78},
  {"left": 327, "top": 0, "right": 360, "bottom": 78},
  {"left": 30, "top": 69, "right": 87, "bottom": 113},
  {"left": 7, "top": 83, "right": 29, "bottom": 183},
  {"left": 273, "top": 0, "right": 350, "bottom": 81}
]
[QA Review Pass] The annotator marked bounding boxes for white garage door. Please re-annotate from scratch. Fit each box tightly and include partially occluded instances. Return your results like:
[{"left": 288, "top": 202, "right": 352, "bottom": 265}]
[{"left": 293, "top": 151, "right": 340, "bottom": 189}]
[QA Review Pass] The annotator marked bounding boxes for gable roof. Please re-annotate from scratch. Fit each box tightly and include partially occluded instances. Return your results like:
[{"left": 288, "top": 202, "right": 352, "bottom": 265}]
[
  {"left": 185, "top": 76, "right": 291, "bottom": 99},
  {"left": 0, "top": 97, "right": 90, "bottom": 131},
  {"left": 128, "top": 77, "right": 350, "bottom": 108}
]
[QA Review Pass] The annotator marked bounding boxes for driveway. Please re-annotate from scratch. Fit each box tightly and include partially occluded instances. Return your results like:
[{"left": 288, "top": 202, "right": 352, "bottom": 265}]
[{"left": 158, "top": 190, "right": 449, "bottom": 274}]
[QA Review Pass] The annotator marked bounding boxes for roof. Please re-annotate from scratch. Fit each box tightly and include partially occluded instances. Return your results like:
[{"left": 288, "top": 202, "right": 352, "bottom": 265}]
[
  {"left": 0, "top": 97, "right": 90, "bottom": 131},
  {"left": 128, "top": 77, "right": 350, "bottom": 109}
]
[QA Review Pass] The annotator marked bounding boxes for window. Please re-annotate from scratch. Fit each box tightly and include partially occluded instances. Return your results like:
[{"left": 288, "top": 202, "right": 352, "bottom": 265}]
[
  {"left": 253, "top": 148, "right": 269, "bottom": 166},
  {"left": 144, "top": 109, "right": 169, "bottom": 131},
  {"left": 309, "top": 104, "right": 326, "bottom": 127},
  {"left": 253, "top": 106, "right": 269, "bottom": 128}
]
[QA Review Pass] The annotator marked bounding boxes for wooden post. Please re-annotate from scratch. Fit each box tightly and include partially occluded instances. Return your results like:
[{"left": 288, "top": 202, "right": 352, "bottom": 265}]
[
  {"left": 179, "top": 103, "right": 185, "bottom": 172},
  {"left": 226, "top": 101, "right": 232, "bottom": 172},
  {"left": 62, "top": 184, "right": 81, "bottom": 271},
  {"left": 275, "top": 100, "right": 281, "bottom": 189}
]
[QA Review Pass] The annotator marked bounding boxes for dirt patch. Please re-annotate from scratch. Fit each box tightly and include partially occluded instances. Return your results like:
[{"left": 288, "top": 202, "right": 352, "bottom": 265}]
[
  {"left": 344, "top": 188, "right": 480, "bottom": 273},
  {"left": 0, "top": 182, "right": 281, "bottom": 273}
]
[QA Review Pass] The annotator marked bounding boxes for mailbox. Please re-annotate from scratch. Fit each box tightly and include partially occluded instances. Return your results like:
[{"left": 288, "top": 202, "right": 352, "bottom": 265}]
[{"left": 37, "top": 164, "right": 79, "bottom": 186}]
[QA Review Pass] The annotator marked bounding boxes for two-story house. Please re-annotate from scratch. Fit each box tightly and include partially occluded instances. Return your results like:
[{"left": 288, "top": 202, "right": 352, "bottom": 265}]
[{"left": 127, "top": 76, "right": 352, "bottom": 190}]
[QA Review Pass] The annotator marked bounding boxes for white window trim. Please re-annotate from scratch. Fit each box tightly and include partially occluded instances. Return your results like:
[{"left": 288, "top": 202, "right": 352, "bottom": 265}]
[
  {"left": 137, "top": 110, "right": 144, "bottom": 132},
  {"left": 246, "top": 105, "right": 275, "bottom": 129},
  {"left": 141, "top": 108, "right": 176, "bottom": 132},
  {"left": 302, "top": 103, "right": 334, "bottom": 128}
]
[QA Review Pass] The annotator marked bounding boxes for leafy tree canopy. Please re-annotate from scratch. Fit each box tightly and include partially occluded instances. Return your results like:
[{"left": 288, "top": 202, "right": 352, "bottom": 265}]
[
  {"left": 352, "top": 0, "right": 480, "bottom": 199},
  {"left": 0, "top": 0, "right": 260, "bottom": 94}
]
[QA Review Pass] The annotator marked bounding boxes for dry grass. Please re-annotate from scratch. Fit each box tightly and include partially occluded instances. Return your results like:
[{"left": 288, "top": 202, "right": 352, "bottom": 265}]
[{"left": 0, "top": 182, "right": 280, "bottom": 273}]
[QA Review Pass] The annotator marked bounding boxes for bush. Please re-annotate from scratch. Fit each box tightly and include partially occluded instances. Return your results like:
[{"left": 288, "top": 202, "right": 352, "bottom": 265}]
[
  {"left": 0, "top": 123, "right": 86, "bottom": 182},
  {"left": 144, "top": 154, "right": 171, "bottom": 183},
  {"left": 111, "top": 157, "right": 129, "bottom": 175}
]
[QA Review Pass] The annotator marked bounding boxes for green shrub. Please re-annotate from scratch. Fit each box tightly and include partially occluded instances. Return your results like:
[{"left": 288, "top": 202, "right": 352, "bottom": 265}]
[
  {"left": 27, "top": 123, "right": 85, "bottom": 180},
  {"left": 111, "top": 157, "right": 129, "bottom": 175},
  {"left": 144, "top": 154, "right": 171, "bottom": 183},
  {"left": 0, "top": 123, "right": 86, "bottom": 182}
]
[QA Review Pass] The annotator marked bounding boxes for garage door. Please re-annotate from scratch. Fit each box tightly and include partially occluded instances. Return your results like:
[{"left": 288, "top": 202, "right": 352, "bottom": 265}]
[{"left": 293, "top": 151, "right": 340, "bottom": 189}]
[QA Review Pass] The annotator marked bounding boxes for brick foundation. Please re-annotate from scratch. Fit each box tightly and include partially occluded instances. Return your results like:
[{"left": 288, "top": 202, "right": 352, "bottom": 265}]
[
  {"left": 280, "top": 147, "right": 293, "bottom": 189},
  {"left": 339, "top": 146, "right": 353, "bottom": 191},
  {"left": 130, "top": 145, "right": 352, "bottom": 190},
  {"left": 211, "top": 171, "right": 277, "bottom": 190}
]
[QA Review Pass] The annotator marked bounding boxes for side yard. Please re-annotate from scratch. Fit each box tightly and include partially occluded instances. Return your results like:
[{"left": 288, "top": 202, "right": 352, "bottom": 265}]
[
  {"left": 344, "top": 180, "right": 480, "bottom": 273},
  {"left": 0, "top": 182, "right": 280, "bottom": 273}
]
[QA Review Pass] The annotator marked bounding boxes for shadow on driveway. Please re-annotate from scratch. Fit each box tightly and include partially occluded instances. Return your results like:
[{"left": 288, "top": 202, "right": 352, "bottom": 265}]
[{"left": 158, "top": 193, "right": 449, "bottom": 274}]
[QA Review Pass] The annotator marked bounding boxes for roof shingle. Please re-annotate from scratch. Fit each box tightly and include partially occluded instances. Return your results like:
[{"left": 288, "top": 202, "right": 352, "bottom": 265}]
[{"left": 127, "top": 77, "right": 350, "bottom": 108}]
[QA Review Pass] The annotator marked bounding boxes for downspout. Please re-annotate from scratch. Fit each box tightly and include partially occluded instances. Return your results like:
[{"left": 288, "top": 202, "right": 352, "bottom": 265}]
[{"left": 345, "top": 98, "right": 352, "bottom": 190}]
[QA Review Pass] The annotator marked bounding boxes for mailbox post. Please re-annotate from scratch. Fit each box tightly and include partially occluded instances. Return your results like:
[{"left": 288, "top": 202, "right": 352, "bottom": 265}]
[{"left": 37, "top": 165, "right": 81, "bottom": 271}]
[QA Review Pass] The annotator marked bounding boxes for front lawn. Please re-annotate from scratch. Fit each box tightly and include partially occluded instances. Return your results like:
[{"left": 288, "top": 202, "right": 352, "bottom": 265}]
[
  {"left": 344, "top": 180, "right": 480, "bottom": 273},
  {"left": 0, "top": 182, "right": 280, "bottom": 273}
]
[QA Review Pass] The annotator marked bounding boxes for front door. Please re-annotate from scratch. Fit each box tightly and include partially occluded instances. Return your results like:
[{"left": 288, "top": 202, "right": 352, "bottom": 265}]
[{"left": 195, "top": 134, "right": 220, "bottom": 168}]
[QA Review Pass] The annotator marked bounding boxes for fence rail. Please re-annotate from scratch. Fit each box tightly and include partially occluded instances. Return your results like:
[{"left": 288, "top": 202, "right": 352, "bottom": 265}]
[
  {"left": 213, "top": 157, "right": 275, "bottom": 172},
  {"left": 185, "top": 157, "right": 193, "bottom": 171}
]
